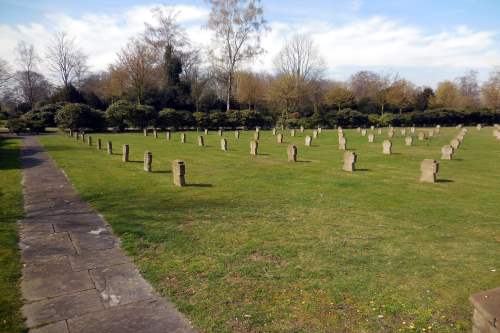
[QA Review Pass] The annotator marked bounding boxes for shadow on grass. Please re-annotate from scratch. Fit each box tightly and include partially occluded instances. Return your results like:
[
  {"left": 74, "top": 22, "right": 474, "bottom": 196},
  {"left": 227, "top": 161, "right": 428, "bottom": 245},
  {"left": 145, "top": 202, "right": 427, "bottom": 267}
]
[
  {"left": 296, "top": 160, "right": 312, "bottom": 163},
  {"left": 437, "top": 179, "right": 454, "bottom": 183},
  {"left": 355, "top": 168, "right": 371, "bottom": 172},
  {"left": 152, "top": 170, "right": 171, "bottom": 174},
  {"left": 186, "top": 183, "right": 213, "bottom": 188}
]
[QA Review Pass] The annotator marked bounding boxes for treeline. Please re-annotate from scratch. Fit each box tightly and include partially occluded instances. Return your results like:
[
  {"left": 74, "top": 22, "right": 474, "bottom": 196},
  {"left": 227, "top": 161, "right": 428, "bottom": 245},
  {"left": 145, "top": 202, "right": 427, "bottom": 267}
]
[{"left": 1, "top": 1, "right": 500, "bottom": 133}]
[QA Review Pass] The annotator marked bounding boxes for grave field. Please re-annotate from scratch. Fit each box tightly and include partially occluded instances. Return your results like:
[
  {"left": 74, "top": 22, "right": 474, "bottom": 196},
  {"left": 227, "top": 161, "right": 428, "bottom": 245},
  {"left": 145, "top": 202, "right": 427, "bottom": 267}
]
[{"left": 37, "top": 127, "right": 500, "bottom": 332}]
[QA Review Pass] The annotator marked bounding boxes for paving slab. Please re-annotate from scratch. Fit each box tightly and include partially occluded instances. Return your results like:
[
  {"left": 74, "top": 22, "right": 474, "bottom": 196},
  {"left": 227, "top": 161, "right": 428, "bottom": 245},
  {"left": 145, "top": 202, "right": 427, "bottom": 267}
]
[
  {"left": 23, "top": 289, "right": 103, "bottom": 328},
  {"left": 21, "top": 257, "right": 94, "bottom": 301},
  {"left": 20, "top": 136, "right": 196, "bottom": 332},
  {"left": 69, "top": 229, "right": 118, "bottom": 253},
  {"left": 20, "top": 232, "right": 75, "bottom": 262},
  {"left": 90, "top": 263, "right": 154, "bottom": 308},
  {"left": 68, "top": 298, "right": 197, "bottom": 333},
  {"left": 30, "top": 321, "right": 69, "bottom": 333},
  {"left": 69, "top": 247, "right": 131, "bottom": 271}
]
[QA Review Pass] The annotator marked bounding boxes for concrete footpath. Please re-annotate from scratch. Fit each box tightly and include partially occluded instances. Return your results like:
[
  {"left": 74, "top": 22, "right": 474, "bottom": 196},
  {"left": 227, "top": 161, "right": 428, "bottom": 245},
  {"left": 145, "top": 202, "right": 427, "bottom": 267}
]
[{"left": 19, "top": 136, "right": 196, "bottom": 333}]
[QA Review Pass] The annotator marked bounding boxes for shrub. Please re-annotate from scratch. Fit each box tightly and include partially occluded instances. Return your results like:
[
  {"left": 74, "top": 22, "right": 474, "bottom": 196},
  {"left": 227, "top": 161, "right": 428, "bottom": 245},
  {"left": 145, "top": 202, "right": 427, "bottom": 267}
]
[
  {"left": 106, "top": 100, "right": 134, "bottom": 131},
  {"left": 56, "top": 103, "right": 105, "bottom": 131},
  {"left": 6, "top": 118, "right": 27, "bottom": 133}
]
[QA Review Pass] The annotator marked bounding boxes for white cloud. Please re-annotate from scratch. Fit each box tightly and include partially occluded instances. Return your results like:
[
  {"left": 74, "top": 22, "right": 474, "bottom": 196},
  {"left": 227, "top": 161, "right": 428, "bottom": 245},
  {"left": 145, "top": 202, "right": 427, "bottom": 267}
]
[{"left": 0, "top": 4, "right": 498, "bottom": 86}]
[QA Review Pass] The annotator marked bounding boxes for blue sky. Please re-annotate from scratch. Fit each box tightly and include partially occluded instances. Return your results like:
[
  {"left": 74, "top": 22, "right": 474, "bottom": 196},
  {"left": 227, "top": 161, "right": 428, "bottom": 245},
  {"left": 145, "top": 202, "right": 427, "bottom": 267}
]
[{"left": 1, "top": 0, "right": 499, "bottom": 86}]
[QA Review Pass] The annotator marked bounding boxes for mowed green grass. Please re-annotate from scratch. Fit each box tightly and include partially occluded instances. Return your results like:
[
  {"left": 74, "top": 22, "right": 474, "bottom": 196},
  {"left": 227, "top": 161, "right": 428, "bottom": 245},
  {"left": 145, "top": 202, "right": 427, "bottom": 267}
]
[
  {"left": 38, "top": 127, "right": 500, "bottom": 332},
  {"left": 0, "top": 137, "right": 26, "bottom": 333}
]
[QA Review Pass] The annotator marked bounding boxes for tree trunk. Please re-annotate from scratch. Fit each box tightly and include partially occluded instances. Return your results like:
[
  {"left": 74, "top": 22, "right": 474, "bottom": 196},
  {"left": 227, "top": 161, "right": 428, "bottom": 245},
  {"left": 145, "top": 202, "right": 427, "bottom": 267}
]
[{"left": 226, "top": 72, "right": 232, "bottom": 112}]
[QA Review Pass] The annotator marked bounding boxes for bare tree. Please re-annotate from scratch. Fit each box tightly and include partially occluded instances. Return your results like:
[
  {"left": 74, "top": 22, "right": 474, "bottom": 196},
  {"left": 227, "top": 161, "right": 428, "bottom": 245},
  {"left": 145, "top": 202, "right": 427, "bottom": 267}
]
[
  {"left": 456, "top": 70, "right": 480, "bottom": 108},
  {"left": 14, "top": 71, "right": 52, "bottom": 106},
  {"left": 481, "top": 69, "right": 500, "bottom": 109},
  {"left": 207, "top": 0, "right": 268, "bottom": 111},
  {"left": 270, "top": 34, "right": 325, "bottom": 123},
  {"left": 46, "top": 32, "right": 88, "bottom": 89},
  {"left": 15, "top": 41, "right": 40, "bottom": 107},
  {"left": 0, "top": 58, "right": 12, "bottom": 92},
  {"left": 143, "top": 7, "right": 190, "bottom": 52},
  {"left": 117, "top": 38, "right": 157, "bottom": 104},
  {"left": 274, "top": 34, "right": 325, "bottom": 84}
]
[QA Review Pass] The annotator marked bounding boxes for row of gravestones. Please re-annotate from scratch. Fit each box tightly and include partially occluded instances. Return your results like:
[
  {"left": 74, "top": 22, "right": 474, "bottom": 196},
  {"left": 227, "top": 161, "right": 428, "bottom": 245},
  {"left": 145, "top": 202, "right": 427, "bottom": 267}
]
[
  {"left": 468, "top": 123, "right": 500, "bottom": 333},
  {"left": 68, "top": 130, "right": 186, "bottom": 186}
]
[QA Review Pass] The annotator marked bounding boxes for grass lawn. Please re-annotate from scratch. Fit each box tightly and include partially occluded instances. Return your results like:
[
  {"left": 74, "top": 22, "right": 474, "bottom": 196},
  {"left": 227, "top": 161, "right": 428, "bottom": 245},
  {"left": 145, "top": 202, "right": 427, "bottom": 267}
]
[
  {"left": 38, "top": 127, "right": 500, "bottom": 332},
  {"left": 0, "top": 136, "right": 26, "bottom": 333}
]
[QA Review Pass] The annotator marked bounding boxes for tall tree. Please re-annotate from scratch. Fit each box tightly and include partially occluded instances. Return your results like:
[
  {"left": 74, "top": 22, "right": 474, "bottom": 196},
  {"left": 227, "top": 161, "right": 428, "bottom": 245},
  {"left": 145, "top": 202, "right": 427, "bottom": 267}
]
[
  {"left": 481, "top": 69, "right": 500, "bottom": 109},
  {"left": 386, "top": 79, "right": 416, "bottom": 114},
  {"left": 325, "top": 84, "right": 355, "bottom": 111},
  {"left": 272, "top": 34, "right": 325, "bottom": 121},
  {"left": 431, "top": 81, "right": 460, "bottom": 108},
  {"left": 207, "top": 0, "right": 267, "bottom": 111},
  {"left": 117, "top": 39, "right": 157, "bottom": 104},
  {"left": 414, "top": 87, "right": 434, "bottom": 111},
  {"left": 46, "top": 32, "right": 88, "bottom": 89},
  {"left": 15, "top": 41, "right": 40, "bottom": 108},
  {"left": 236, "top": 71, "right": 266, "bottom": 110},
  {"left": 0, "top": 58, "right": 11, "bottom": 92},
  {"left": 14, "top": 71, "right": 51, "bottom": 106},
  {"left": 456, "top": 70, "right": 480, "bottom": 108}
]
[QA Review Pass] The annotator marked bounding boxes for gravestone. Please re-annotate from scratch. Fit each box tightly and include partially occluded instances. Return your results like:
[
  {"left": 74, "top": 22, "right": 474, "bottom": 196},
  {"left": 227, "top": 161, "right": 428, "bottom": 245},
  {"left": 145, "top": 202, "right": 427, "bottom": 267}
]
[
  {"left": 418, "top": 132, "right": 426, "bottom": 141},
  {"left": 97, "top": 138, "right": 102, "bottom": 150},
  {"left": 172, "top": 160, "right": 186, "bottom": 187},
  {"left": 370, "top": 126, "right": 374, "bottom": 130},
  {"left": 290, "top": 129, "right": 296, "bottom": 137},
  {"left": 220, "top": 138, "right": 228, "bottom": 151},
  {"left": 250, "top": 140, "right": 258, "bottom": 155},
  {"left": 318, "top": 127, "right": 322, "bottom": 134},
  {"left": 144, "top": 151, "right": 152, "bottom": 172},
  {"left": 153, "top": 129, "right": 158, "bottom": 138},
  {"left": 361, "top": 129, "right": 367, "bottom": 136},
  {"left": 405, "top": 136, "right": 413, "bottom": 146},
  {"left": 107, "top": 141, "right": 112, "bottom": 155},
  {"left": 204, "top": 128, "right": 208, "bottom": 135},
  {"left": 235, "top": 130, "right": 240, "bottom": 139},
  {"left": 300, "top": 126, "right": 304, "bottom": 133},
  {"left": 181, "top": 133, "right": 186, "bottom": 143},
  {"left": 69, "top": 129, "right": 73, "bottom": 137},
  {"left": 305, "top": 135, "right": 312, "bottom": 146},
  {"left": 382, "top": 140, "right": 392, "bottom": 155},
  {"left": 74, "top": 131, "right": 79, "bottom": 140},
  {"left": 287, "top": 145, "right": 297, "bottom": 162},
  {"left": 218, "top": 129, "right": 223, "bottom": 136},
  {"left": 428, "top": 130, "right": 434, "bottom": 138},
  {"left": 277, "top": 133, "right": 283, "bottom": 144},
  {"left": 122, "top": 144, "right": 129, "bottom": 162},
  {"left": 450, "top": 138, "right": 460, "bottom": 149},
  {"left": 387, "top": 130, "right": 394, "bottom": 138},
  {"left": 87, "top": 136, "right": 92, "bottom": 146},
  {"left": 441, "top": 145, "right": 454, "bottom": 160},
  {"left": 411, "top": 126, "right": 416, "bottom": 134},
  {"left": 254, "top": 132, "right": 260, "bottom": 140},
  {"left": 198, "top": 136, "right": 204, "bottom": 147},
  {"left": 272, "top": 128, "right": 277, "bottom": 135},
  {"left": 256, "top": 127, "right": 260, "bottom": 133},
  {"left": 357, "top": 127, "right": 361, "bottom": 133},
  {"left": 343, "top": 151, "right": 357, "bottom": 172},
  {"left": 143, "top": 128, "right": 148, "bottom": 136},
  {"left": 368, "top": 134, "right": 374, "bottom": 143},
  {"left": 401, "top": 128, "right": 406, "bottom": 136},
  {"left": 377, "top": 128, "right": 382, "bottom": 135},
  {"left": 339, "top": 136, "right": 346, "bottom": 150},
  {"left": 313, "top": 130, "right": 318, "bottom": 138},
  {"left": 166, "top": 131, "right": 171, "bottom": 140},
  {"left": 81, "top": 133, "right": 86, "bottom": 142},
  {"left": 420, "top": 159, "right": 439, "bottom": 183}
]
